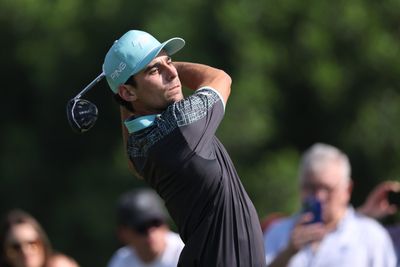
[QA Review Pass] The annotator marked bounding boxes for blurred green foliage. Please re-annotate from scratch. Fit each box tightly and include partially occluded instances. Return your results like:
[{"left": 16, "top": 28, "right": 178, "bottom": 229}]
[{"left": 1, "top": 0, "right": 400, "bottom": 265}]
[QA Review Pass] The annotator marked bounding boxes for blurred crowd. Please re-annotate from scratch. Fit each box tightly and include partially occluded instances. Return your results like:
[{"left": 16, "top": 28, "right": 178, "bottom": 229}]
[
  {"left": 2, "top": 143, "right": 400, "bottom": 267},
  {"left": 0, "top": 188, "right": 184, "bottom": 267}
]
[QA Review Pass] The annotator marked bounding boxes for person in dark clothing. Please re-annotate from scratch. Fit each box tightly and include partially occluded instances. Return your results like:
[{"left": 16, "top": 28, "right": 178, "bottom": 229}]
[{"left": 101, "top": 29, "right": 266, "bottom": 267}]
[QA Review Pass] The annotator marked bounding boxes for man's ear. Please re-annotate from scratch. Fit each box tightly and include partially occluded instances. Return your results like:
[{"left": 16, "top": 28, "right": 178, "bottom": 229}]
[
  {"left": 347, "top": 179, "right": 354, "bottom": 194},
  {"left": 118, "top": 84, "right": 137, "bottom": 102},
  {"left": 344, "top": 179, "right": 353, "bottom": 203}
]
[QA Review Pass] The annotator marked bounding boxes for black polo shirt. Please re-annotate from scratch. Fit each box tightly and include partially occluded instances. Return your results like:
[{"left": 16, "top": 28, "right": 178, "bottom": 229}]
[{"left": 126, "top": 87, "right": 266, "bottom": 267}]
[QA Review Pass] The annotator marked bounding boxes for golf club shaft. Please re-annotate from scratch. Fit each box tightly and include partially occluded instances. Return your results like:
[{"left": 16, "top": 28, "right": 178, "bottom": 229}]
[{"left": 74, "top": 72, "right": 105, "bottom": 99}]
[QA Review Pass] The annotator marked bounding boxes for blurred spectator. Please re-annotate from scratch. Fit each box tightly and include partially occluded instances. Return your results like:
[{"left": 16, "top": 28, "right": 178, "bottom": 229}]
[
  {"left": 46, "top": 253, "right": 79, "bottom": 267},
  {"left": 358, "top": 180, "right": 400, "bottom": 262},
  {"left": 0, "top": 209, "right": 53, "bottom": 267},
  {"left": 264, "top": 143, "right": 396, "bottom": 267},
  {"left": 107, "top": 188, "right": 184, "bottom": 267}
]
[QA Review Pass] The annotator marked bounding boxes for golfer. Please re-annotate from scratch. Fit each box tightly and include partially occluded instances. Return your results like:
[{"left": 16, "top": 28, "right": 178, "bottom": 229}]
[{"left": 103, "top": 30, "right": 266, "bottom": 267}]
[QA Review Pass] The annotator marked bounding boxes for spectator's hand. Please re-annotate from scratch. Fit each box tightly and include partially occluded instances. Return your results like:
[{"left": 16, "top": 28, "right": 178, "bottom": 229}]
[
  {"left": 357, "top": 180, "right": 400, "bottom": 219},
  {"left": 287, "top": 213, "right": 326, "bottom": 253}
]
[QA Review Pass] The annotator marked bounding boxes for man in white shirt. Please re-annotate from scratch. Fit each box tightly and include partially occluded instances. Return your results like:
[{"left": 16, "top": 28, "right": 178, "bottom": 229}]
[
  {"left": 264, "top": 143, "right": 397, "bottom": 267},
  {"left": 108, "top": 188, "right": 184, "bottom": 267}
]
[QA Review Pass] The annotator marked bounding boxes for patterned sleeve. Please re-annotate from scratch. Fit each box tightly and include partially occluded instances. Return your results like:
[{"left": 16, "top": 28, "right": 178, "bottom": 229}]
[
  {"left": 171, "top": 87, "right": 224, "bottom": 127},
  {"left": 169, "top": 86, "right": 225, "bottom": 157}
]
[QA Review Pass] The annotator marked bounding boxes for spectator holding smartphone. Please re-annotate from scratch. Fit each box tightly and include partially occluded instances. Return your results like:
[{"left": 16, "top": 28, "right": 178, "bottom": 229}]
[{"left": 264, "top": 143, "right": 396, "bottom": 267}]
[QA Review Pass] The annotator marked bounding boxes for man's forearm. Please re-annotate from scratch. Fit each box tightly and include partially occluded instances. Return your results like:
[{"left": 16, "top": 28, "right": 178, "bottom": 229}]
[
  {"left": 174, "top": 62, "right": 231, "bottom": 103},
  {"left": 174, "top": 62, "right": 222, "bottom": 89}
]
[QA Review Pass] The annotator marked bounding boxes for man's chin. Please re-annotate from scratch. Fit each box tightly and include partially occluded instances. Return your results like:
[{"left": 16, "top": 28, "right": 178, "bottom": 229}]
[
  {"left": 169, "top": 94, "right": 184, "bottom": 103},
  {"left": 167, "top": 86, "right": 183, "bottom": 99}
]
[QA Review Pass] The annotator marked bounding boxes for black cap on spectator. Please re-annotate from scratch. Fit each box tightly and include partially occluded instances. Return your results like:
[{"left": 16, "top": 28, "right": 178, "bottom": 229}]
[{"left": 116, "top": 188, "right": 167, "bottom": 229}]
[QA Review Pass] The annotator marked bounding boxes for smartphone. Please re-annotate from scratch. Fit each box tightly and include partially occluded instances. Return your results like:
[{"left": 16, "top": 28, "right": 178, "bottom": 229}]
[
  {"left": 388, "top": 191, "right": 400, "bottom": 206},
  {"left": 302, "top": 196, "right": 322, "bottom": 224}
]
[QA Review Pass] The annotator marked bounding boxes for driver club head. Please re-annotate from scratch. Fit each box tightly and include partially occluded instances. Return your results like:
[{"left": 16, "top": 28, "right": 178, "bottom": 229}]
[
  {"left": 66, "top": 98, "right": 98, "bottom": 133},
  {"left": 66, "top": 72, "right": 104, "bottom": 133}
]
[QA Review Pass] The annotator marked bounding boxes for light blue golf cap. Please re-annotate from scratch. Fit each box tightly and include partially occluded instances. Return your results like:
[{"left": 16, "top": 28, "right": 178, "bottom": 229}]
[{"left": 103, "top": 30, "right": 185, "bottom": 93}]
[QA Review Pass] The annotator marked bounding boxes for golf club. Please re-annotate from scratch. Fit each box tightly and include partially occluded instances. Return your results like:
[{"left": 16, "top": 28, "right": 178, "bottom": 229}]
[{"left": 66, "top": 72, "right": 105, "bottom": 133}]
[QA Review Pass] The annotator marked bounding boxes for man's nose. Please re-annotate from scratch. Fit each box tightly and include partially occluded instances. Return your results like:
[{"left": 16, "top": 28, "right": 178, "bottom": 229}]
[
  {"left": 164, "top": 64, "right": 177, "bottom": 81},
  {"left": 315, "top": 188, "right": 328, "bottom": 201}
]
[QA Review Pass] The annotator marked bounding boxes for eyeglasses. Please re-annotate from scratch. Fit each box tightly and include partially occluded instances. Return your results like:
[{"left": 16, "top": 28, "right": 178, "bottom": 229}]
[
  {"left": 134, "top": 219, "right": 164, "bottom": 235},
  {"left": 301, "top": 179, "right": 348, "bottom": 201},
  {"left": 5, "top": 239, "right": 42, "bottom": 257},
  {"left": 302, "top": 183, "right": 337, "bottom": 194}
]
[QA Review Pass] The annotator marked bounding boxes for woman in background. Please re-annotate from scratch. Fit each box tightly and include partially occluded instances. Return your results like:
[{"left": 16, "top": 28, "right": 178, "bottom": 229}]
[{"left": 0, "top": 209, "right": 53, "bottom": 267}]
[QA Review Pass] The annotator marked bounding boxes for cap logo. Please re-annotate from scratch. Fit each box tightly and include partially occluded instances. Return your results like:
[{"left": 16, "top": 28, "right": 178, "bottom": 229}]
[
  {"left": 131, "top": 41, "right": 143, "bottom": 49},
  {"left": 110, "top": 62, "right": 127, "bottom": 80}
]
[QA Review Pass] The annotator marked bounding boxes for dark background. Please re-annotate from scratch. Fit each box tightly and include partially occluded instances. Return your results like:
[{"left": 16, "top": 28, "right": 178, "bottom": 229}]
[{"left": 1, "top": 0, "right": 400, "bottom": 265}]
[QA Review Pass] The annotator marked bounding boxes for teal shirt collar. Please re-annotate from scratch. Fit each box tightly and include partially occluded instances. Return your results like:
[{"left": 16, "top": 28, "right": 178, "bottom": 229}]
[{"left": 124, "top": 114, "right": 160, "bottom": 134}]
